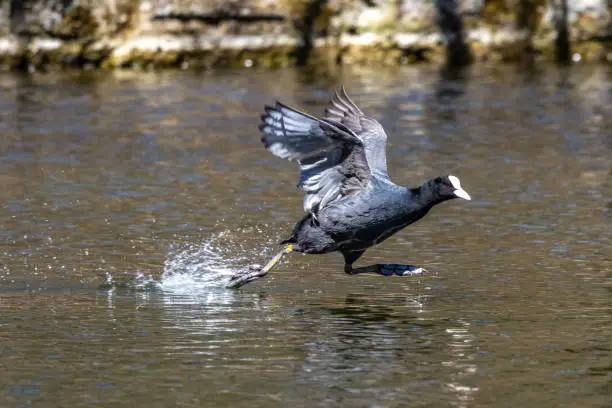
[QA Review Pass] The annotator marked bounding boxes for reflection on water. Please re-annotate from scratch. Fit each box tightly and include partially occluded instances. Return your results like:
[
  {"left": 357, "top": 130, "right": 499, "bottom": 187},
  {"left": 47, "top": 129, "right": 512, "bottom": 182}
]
[
  {"left": 445, "top": 320, "right": 478, "bottom": 408},
  {"left": 0, "top": 65, "right": 610, "bottom": 407}
]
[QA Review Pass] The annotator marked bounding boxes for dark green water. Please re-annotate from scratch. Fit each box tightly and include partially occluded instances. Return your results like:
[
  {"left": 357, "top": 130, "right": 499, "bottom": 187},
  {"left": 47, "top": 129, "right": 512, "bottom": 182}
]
[{"left": 0, "top": 65, "right": 610, "bottom": 407}]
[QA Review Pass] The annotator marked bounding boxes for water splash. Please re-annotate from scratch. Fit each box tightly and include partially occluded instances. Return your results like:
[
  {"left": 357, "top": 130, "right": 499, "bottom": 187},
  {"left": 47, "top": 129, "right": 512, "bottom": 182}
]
[
  {"left": 159, "top": 229, "right": 277, "bottom": 294},
  {"left": 100, "top": 229, "right": 279, "bottom": 298},
  {"left": 154, "top": 229, "right": 277, "bottom": 309}
]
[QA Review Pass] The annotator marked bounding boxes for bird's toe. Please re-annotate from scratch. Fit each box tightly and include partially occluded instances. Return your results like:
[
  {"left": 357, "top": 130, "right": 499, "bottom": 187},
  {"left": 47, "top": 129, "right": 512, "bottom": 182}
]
[
  {"left": 399, "top": 266, "right": 427, "bottom": 276},
  {"left": 227, "top": 265, "right": 265, "bottom": 289}
]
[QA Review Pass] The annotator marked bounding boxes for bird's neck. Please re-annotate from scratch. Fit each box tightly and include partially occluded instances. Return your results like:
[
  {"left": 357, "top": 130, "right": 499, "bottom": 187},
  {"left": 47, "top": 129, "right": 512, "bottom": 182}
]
[{"left": 409, "top": 181, "right": 444, "bottom": 208}]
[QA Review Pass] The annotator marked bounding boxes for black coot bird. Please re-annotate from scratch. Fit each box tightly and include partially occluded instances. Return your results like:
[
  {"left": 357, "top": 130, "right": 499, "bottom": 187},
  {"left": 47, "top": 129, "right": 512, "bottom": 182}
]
[{"left": 228, "top": 87, "right": 471, "bottom": 288}]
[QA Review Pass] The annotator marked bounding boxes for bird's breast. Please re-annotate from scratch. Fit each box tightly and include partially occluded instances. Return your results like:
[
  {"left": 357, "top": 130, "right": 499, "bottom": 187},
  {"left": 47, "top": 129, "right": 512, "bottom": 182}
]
[{"left": 319, "top": 191, "right": 418, "bottom": 248}]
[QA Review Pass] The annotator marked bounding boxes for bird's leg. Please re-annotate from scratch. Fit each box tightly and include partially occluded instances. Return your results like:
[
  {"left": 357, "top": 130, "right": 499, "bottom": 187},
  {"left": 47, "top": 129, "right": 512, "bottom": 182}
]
[
  {"left": 342, "top": 250, "right": 365, "bottom": 275},
  {"left": 345, "top": 262, "right": 427, "bottom": 277},
  {"left": 227, "top": 244, "right": 293, "bottom": 289}
]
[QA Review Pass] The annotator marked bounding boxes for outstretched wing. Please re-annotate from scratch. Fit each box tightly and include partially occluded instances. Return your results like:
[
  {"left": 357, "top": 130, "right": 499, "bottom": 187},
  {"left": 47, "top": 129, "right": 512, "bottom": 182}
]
[
  {"left": 324, "top": 87, "right": 390, "bottom": 179},
  {"left": 260, "top": 102, "right": 371, "bottom": 215}
]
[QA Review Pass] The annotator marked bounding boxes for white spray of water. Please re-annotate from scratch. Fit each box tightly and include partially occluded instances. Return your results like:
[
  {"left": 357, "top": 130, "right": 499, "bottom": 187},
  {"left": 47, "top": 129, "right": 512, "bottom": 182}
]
[
  {"left": 102, "top": 228, "right": 279, "bottom": 304},
  {"left": 159, "top": 229, "right": 277, "bottom": 295}
]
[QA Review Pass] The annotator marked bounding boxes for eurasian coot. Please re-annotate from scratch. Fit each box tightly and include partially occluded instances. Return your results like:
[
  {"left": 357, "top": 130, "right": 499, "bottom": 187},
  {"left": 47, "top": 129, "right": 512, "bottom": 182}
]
[{"left": 228, "top": 87, "right": 471, "bottom": 288}]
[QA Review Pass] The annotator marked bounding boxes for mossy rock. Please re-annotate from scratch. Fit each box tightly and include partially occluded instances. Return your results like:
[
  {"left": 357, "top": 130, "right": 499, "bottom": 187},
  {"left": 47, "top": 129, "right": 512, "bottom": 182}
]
[
  {"left": 53, "top": 5, "right": 99, "bottom": 40},
  {"left": 340, "top": 42, "right": 432, "bottom": 65},
  {"left": 104, "top": 44, "right": 298, "bottom": 70},
  {"left": 0, "top": 54, "right": 23, "bottom": 71},
  {"left": 482, "top": 0, "right": 514, "bottom": 27},
  {"left": 112, "top": 0, "right": 143, "bottom": 37},
  {"left": 46, "top": 43, "right": 84, "bottom": 65},
  {"left": 572, "top": 42, "right": 607, "bottom": 62},
  {"left": 486, "top": 41, "right": 533, "bottom": 62},
  {"left": 398, "top": 15, "right": 436, "bottom": 34}
]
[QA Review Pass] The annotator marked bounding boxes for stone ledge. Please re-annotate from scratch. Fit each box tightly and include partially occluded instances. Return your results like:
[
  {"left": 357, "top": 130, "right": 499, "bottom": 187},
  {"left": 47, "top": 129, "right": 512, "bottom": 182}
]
[
  {"left": 1, "top": 30, "right": 609, "bottom": 71},
  {"left": 0, "top": 0, "right": 610, "bottom": 70}
]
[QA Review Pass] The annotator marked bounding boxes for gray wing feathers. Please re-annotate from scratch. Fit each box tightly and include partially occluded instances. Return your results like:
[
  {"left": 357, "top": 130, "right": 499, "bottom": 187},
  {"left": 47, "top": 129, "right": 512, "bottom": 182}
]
[
  {"left": 324, "top": 87, "right": 363, "bottom": 131},
  {"left": 260, "top": 102, "right": 371, "bottom": 215},
  {"left": 324, "top": 87, "right": 390, "bottom": 179},
  {"left": 260, "top": 104, "right": 328, "bottom": 160}
]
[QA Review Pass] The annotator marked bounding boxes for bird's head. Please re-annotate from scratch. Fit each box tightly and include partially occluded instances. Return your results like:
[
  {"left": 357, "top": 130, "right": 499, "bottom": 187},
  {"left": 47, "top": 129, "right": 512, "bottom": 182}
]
[{"left": 434, "top": 175, "right": 471, "bottom": 201}]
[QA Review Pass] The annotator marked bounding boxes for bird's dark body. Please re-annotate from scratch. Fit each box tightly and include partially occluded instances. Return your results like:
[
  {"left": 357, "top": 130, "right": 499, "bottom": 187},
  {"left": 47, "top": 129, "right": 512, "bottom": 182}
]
[
  {"left": 284, "top": 178, "right": 434, "bottom": 255},
  {"left": 227, "top": 87, "right": 471, "bottom": 288}
]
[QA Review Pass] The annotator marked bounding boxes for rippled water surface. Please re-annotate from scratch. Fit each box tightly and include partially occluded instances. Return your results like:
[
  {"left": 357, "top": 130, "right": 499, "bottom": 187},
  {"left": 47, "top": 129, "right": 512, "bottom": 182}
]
[{"left": 0, "top": 65, "right": 610, "bottom": 407}]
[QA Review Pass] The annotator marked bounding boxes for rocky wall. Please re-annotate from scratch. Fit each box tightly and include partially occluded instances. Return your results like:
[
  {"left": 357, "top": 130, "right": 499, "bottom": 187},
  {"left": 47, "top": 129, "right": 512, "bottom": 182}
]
[{"left": 0, "top": 0, "right": 609, "bottom": 70}]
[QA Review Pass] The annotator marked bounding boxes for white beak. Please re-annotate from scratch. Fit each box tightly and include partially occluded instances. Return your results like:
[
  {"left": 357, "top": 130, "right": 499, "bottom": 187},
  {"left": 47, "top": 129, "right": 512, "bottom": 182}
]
[
  {"left": 453, "top": 188, "right": 471, "bottom": 201},
  {"left": 449, "top": 175, "right": 471, "bottom": 201}
]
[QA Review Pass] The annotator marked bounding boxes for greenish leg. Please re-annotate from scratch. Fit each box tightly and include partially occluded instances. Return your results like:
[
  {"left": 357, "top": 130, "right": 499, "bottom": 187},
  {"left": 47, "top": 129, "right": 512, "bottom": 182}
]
[{"left": 227, "top": 245, "right": 293, "bottom": 288}]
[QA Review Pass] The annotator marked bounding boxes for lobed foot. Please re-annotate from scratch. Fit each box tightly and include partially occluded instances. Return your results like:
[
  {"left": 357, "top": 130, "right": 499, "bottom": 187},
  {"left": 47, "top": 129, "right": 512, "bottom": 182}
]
[
  {"left": 379, "top": 264, "right": 427, "bottom": 277},
  {"left": 227, "top": 245, "right": 292, "bottom": 289},
  {"left": 346, "top": 263, "right": 427, "bottom": 277},
  {"left": 226, "top": 264, "right": 266, "bottom": 289}
]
